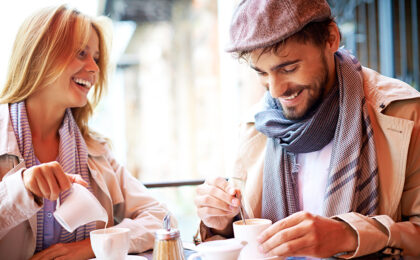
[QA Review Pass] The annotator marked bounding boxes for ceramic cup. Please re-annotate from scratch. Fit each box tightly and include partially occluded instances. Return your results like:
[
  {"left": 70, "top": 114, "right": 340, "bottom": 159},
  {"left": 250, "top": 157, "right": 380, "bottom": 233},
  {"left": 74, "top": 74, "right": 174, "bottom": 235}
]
[
  {"left": 188, "top": 239, "right": 247, "bottom": 260},
  {"left": 53, "top": 183, "right": 108, "bottom": 232},
  {"left": 233, "top": 218, "right": 272, "bottom": 260},
  {"left": 90, "top": 227, "right": 130, "bottom": 260}
]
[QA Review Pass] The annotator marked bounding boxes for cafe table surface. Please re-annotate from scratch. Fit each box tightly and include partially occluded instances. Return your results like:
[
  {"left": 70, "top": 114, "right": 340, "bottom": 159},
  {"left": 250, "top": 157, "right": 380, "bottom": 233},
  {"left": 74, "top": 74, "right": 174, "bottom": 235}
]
[
  {"left": 137, "top": 252, "right": 413, "bottom": 260},
  {"left": 134, "top": 241, "right": 414, "bottom": 260},
  {"left": 136, "top": 253, "right": 415, "bottom": 260}
]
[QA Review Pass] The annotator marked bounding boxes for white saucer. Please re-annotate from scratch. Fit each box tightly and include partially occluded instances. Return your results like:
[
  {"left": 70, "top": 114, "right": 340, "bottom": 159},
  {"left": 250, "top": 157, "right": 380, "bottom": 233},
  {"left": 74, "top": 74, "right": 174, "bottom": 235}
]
[
  {"left": 90, "top": 256, "right": 147, "bottom": 260},
  {"left": 240, "top": 256, "right": 280, "bottom": 260}
]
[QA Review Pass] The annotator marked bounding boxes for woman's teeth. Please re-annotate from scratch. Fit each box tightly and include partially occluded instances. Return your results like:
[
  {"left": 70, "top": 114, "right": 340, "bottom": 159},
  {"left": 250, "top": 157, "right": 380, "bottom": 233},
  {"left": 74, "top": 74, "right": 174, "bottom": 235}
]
[{"left": 73, "top": 78, "right": 92, "bottom": 88}]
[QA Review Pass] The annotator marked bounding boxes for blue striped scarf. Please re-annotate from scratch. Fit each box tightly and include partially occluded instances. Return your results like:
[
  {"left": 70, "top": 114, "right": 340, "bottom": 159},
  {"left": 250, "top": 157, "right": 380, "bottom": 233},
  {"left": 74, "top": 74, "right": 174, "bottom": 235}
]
[
  {"left": 256, "top": 49, "right": 379, "bottom": 221},
  {"left": 9, "top": 102, "right": 96, "bottom": 251}
]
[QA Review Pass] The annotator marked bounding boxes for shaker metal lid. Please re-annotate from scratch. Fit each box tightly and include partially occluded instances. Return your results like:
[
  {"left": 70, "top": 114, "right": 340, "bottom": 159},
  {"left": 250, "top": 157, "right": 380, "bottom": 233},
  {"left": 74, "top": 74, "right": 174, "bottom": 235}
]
[
  {"left": 155, "top": 213, "right": 180, "bottom": 240},
  {"left": 155, "top": 228, "right": 180, "bottom": 240}
]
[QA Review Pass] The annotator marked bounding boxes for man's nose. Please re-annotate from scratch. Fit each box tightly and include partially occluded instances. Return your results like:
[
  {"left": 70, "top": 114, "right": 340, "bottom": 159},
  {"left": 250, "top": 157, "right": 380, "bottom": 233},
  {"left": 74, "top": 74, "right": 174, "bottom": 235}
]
[{"left": 268, "top": 74, "right": 286, "bottom": 98}]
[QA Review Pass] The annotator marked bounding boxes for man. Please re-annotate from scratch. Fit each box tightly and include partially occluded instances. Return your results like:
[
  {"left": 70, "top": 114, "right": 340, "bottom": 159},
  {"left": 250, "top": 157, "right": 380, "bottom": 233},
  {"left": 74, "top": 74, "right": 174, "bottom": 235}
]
[{"left": 194, "top": 0, "right": 420, "bottom": 258}]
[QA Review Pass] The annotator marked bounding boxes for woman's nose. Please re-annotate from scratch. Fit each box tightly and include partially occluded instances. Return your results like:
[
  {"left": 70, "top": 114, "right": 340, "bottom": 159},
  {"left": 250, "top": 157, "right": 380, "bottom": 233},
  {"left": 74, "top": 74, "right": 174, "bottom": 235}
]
[{"left": 86, "top": 56, "right": 99, "bottom": 73}]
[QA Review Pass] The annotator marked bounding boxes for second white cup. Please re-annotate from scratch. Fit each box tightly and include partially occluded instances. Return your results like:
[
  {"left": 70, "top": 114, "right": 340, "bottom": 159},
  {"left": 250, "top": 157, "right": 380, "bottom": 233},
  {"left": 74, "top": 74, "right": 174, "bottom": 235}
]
[
  {"left": 90, "top": 227, "right": 130, "bottom": 260},
  {"left": 233, "top": 218, "right": 272, "bottom": 260}
]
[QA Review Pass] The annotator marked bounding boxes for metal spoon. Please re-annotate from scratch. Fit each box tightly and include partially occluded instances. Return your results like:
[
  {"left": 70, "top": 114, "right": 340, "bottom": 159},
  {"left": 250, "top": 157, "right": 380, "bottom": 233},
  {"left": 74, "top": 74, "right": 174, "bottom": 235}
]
[
  {"left": 229, "top": 177, "right": 247, "bottom": 225},
  {"left": 163, "top": 213, "right": 171, "bottom": 231},
  {"left": 238, "top": 203, "right": 247, "bottom": 225}
]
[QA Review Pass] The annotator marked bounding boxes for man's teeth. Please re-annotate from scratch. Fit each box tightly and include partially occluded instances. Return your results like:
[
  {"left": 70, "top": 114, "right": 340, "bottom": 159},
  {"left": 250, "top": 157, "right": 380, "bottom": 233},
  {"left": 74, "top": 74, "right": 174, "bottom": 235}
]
[
  {"left": 73, "top": 78, "right": 92, "bottom": 88},
  {"left": 284, "top": 91, "right": 300, "bottom": 100}
]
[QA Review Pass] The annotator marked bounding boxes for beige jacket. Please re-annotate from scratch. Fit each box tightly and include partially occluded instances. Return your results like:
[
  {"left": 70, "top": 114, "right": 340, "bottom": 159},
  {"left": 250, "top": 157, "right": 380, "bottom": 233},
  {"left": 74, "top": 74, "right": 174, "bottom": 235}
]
[
  {"left": 0, "top": 103, "right": 170, "bottom": 260},
  {"left": 202, "top": 67, "right": 420, "bottom": 257}
]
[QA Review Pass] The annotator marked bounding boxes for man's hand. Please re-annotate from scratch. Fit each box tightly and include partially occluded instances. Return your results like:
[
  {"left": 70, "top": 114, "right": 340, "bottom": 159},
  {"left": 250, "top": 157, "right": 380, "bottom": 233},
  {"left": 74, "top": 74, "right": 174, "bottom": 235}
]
[
  {"left": 195, "top": 177, "right": 241, "bottom": 232},
  {"left": 23, "top": 161, "right": 88, "bottom": 201},
  {"left": 257, "top": 211, "right": 357, "bottom": 258},
  {"left": 30, "top": 238, "right": 94, "bottom": 260}
]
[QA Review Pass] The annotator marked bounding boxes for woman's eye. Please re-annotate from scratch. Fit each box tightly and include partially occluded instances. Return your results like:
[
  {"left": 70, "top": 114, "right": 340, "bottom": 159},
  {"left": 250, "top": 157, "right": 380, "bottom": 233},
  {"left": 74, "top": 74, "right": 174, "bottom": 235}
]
[{"left": 78, "top": 50, "right": 87, "bottom": 58}]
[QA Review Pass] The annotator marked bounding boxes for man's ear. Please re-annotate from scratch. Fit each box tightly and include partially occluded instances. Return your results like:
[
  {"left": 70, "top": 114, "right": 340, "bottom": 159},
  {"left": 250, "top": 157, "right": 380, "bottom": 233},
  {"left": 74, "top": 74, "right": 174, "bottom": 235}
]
[{"left": 325, "top": 22, "right": 340, "bottom": 52}]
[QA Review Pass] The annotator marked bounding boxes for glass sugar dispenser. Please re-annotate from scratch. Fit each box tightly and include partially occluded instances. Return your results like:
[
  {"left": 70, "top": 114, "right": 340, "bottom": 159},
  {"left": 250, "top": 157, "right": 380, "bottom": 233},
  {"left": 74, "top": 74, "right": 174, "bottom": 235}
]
[{"left": 153, "top": 214, "right": 185, "bottom": 260}]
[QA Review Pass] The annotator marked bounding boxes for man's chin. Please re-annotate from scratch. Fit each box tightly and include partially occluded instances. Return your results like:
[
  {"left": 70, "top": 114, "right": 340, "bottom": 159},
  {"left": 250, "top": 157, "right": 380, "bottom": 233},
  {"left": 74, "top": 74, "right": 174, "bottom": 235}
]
[
  {"left": 283, "top": 109, "right": 305, "bottom": 120},
  {"left": 282, "top": 106, "right": 308, "bottom": 120},
  {"left": 282, "top": 97, "right": 323, "bottom": 120}
]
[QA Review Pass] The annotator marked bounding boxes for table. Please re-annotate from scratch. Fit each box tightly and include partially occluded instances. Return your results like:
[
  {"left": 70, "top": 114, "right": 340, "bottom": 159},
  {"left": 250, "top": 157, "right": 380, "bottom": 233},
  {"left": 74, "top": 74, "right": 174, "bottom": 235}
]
[
  {"left": 137, "top": 251, "right": 412, "bottom": 260},
  {"left": 138, "top": 248, "right": 197, "bottom": 259}
]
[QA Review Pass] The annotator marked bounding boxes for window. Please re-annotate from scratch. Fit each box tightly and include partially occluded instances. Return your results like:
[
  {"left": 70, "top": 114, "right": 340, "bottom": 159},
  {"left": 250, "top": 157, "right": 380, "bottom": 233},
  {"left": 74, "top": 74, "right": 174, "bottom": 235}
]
[{"left": 329, "top": 0, "right": 420, "bottom": 89}]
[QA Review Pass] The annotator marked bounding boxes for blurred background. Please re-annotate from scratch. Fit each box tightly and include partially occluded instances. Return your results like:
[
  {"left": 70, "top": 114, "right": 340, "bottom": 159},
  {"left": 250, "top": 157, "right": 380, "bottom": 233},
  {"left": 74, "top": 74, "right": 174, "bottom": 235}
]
[{"left": 0, "top": 0, "right": 418, "bottom": 243}]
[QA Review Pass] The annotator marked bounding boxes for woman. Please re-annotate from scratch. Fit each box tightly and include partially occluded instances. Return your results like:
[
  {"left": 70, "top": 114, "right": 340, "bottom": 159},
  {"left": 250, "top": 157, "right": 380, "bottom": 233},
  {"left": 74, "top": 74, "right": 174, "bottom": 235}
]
[{"left": 0, "top": 5, "right": 169, "bottom": 260}]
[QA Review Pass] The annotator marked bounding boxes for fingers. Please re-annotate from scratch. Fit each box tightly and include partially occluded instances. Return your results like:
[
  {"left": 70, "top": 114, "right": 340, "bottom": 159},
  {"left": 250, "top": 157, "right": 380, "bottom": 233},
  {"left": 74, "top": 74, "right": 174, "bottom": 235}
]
[
  {"left": 204, "top": 177, "right": 231, "bottom": 194},
  {"left": 23, "top": 167, "right": 45, "bottom": 199},
  {"left": 195, "top": 192, "right": 233, "bottom": 213},
  {"left": 265, "top": 236, "right": 313, "bottom": 257},
  {"left": 195, "top": 177, "right": 241, "bottom": 230},
  {"left": 54, "top": 167, "right": 72, "bottom": 191},
  {"left": 23, "top": 161, "right": 87, "bottom": 201},
  {"left": 196, "top": 205, "right": 233, "bottom": 218},
  {"left": 195, "top": 190, "right": 240, "bottom": 218},
  {"left": 34, "top": 170, "right": 50, "bottom": 200},
  {"left": 66, "top": 173, "right": 88, "bottom": 187},
  {"left": 258, "top": 221, "right": 307, "bottom": 255},
  {"left": 203, "top": 177, "right": 240, "bottom": 205},
  {"left": 258, "top": 211, "right": 314, "bottom": 244},
  {"left": 195, "top": 177, "right": 240, "bottom": 214},
  {"left": 43, "top": 169, "right": 61, "bottom": 201},
  {"left": 257, "top": 212, "right": 349, "bottom": 258},
  {"left": 30, "top": 243, "right": 67, "bottom": 260},
  {"left": 29, "top": 181, "right": 43, "bottom": 199}
]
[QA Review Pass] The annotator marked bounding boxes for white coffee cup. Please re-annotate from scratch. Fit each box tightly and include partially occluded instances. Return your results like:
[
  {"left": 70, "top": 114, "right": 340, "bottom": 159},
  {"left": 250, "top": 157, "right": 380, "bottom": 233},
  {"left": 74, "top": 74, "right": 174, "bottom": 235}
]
[
  {"left": 188, "top": 239, "right": 247, "bottom": 260},
  {"left": 54, "top": 183, "right": 108, "bottom": 232},
  {"left": 233, "top": 218, "right": 272, "bottom": 260},
  {"left": 90, "top": 227, "right": 130, "bottom": 260}
]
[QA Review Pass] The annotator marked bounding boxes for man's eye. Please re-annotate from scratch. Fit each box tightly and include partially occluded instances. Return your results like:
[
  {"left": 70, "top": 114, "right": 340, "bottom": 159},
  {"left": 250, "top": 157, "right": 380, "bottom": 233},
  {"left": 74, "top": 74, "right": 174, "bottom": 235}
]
[
  {"left": 257, "top": 71, "right": 267, "bottom": 76},
  {"left": 283, "top": 65, "right": 297, "bottom": 73}
]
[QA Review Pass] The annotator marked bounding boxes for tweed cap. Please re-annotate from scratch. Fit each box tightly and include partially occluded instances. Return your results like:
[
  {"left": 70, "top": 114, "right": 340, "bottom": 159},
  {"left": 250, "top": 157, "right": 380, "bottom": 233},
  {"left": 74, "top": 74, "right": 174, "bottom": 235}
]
[{"left": 226, "top": 0, "right": 332, "bottom": 53}]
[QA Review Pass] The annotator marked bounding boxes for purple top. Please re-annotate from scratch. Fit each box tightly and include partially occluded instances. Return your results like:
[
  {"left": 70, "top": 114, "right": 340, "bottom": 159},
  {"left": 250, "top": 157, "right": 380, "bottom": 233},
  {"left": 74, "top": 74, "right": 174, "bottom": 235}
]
[
  {"left": 41, "top": 199, "right": 62, "bottom": 250},
  {"left": 35, "top": 157, "right": 62, "bottom": 250}
]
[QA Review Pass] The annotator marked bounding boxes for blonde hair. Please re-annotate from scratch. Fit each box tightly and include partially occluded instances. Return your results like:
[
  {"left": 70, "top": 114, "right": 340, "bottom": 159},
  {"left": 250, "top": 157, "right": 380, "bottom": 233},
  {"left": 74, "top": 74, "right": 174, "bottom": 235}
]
[{"left": 0, "top": 5, "right": 112, "bottom": 141}]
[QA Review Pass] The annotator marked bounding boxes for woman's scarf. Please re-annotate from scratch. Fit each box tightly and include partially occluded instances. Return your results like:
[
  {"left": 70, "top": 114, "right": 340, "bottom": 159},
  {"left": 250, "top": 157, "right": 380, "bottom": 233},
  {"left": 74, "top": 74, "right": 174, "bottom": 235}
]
[
  {"left": 9, "top": 102, "right": 95, "bottom": 251},
  {"left": 255, "top": 49, "right": 379, "bottom": 221}
]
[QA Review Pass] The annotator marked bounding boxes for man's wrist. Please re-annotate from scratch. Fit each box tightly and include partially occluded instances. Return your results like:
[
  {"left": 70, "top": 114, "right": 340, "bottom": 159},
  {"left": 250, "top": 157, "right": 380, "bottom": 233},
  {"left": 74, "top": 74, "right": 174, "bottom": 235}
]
[
  {"left": 209, "top": 217, "right": 236, "bottom": 238},
  {"left": 210, "top": 225, "right": 233, "bottom": 237},
  {"left": 340, "top": 220, "right": 358, "bottom": 253}
]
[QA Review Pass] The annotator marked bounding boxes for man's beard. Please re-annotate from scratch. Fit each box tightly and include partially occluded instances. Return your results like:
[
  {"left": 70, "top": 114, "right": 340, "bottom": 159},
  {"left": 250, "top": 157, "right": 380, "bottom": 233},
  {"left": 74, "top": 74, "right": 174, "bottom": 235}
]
[{"left": 281, "top": 55, "right": 329, "bottom": 120}]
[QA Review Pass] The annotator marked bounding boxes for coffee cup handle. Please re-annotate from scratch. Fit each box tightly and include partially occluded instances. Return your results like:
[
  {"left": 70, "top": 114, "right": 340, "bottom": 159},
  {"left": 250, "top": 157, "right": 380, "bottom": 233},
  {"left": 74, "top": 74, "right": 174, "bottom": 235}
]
[
  {"left": 56, "top": 196, "right": 61, "bottom": 209},
  {"left": 187, "top": 252, "right": 202, "bottom": 260}
]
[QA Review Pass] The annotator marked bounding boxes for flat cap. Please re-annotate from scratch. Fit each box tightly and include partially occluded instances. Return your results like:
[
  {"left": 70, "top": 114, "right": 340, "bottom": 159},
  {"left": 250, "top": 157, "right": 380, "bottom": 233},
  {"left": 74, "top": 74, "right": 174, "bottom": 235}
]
[{"left": 226, "top": 0, "right": 331, "bottom": 53}]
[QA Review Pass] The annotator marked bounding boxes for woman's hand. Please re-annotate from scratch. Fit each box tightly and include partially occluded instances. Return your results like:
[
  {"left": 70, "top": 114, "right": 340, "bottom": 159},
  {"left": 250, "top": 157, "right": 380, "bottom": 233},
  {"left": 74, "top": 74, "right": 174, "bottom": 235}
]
[
  {"left": 22, "top": 161, "right": 88, "bottom": 201},
  {"left": 30, "top": 238, "right": 94, "bottom": 260}
]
